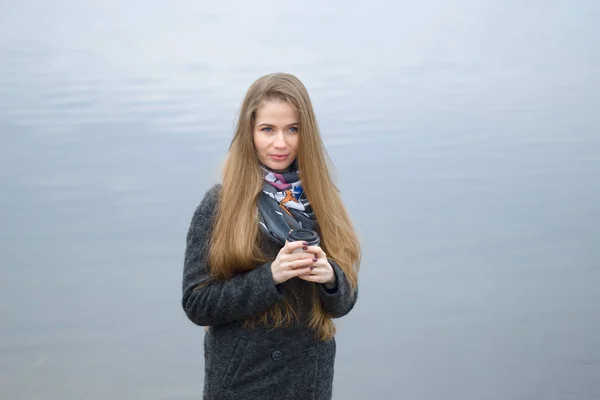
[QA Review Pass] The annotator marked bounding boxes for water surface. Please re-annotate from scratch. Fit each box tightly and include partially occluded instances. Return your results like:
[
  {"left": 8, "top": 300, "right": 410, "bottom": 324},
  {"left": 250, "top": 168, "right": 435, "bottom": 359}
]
[{"left": 1, "top": 1, "right": 599, "bottom": 399}]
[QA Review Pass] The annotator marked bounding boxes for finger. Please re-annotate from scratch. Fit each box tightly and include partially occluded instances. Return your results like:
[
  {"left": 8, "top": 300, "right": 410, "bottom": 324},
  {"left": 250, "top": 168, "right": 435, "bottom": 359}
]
[
  {"left": 281, "top": 240, "right": 309, "bottom": 254},
  {"left": 277, "top": 253, "right": 307, "bottom": 266},
  {"left": 285, "top": 266, "right": 312, "bottom": 279},
  {"left": 288, "top": 257, "right": 317, "bottom": 270},
  {"left": 306, "top": 261, "right": 332, "bottom": 276},
  {"left": 288, "top": 252, "right": 317, "bottom": 262},
  {"left": 278, "top": 250, "right": 316, "bottom": 264},
  {"left": 297, "top": 264, "right": 319, "bottom": 276},
  {"left": 304, "top": 245, "right": 327, "bottom": 259}
]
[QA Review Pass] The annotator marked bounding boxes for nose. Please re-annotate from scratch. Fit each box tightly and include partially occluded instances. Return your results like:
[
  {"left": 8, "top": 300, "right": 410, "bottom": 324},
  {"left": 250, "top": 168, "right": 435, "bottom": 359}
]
[{"left": 273, "top": 132, "right": 287, "bottom": 149}]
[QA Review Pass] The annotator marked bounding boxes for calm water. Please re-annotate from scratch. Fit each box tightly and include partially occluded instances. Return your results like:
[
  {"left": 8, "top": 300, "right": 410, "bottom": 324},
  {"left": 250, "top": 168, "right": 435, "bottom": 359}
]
[{"left": 1, "top": 1, "right": 599, "bottom": 399}]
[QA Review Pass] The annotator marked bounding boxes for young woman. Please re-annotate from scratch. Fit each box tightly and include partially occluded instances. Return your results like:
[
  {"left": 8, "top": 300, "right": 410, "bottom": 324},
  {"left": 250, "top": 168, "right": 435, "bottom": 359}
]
[{"left": 182, "top": 72, "right": 361, "bottom": 400}]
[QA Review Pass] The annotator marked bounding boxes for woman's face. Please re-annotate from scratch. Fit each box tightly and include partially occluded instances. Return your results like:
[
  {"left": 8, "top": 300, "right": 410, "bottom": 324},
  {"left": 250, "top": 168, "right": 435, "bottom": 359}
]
[{"left": 253, "top": 99, "right": 299, "bottom": 172}]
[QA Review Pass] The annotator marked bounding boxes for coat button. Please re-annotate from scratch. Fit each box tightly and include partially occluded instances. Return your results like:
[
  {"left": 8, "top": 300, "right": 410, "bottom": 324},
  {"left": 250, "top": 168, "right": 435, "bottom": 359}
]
[
  {"left": 307, "top": 346, "right": 317, "bottom": 357},
  {"left": 272, "top": 350, "right": 283, "bottom": 361}
]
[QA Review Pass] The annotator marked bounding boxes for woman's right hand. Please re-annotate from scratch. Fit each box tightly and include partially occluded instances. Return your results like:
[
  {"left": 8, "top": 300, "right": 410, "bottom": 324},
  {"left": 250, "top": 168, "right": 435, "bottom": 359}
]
[{"left": 271, "top": 240, "right": 318, "bottom": 285}]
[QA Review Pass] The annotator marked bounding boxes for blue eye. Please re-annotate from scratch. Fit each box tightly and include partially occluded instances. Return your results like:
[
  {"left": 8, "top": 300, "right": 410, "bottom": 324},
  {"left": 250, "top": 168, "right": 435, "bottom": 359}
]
[
  {"left": 261, "top": 127, "right": 273, "bottom": 132},
  {"left": 289, "top": 126, "right": 298, "bottom": 133}
]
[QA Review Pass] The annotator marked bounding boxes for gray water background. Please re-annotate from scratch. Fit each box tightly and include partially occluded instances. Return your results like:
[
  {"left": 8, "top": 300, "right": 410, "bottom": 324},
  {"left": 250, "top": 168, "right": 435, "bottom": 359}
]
[{"left": 1, "top": 1, "right": 599, "bottom": 399}]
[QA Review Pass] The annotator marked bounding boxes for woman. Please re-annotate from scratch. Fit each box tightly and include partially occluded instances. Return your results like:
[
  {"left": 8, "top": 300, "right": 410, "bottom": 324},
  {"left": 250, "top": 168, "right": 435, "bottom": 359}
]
[{"left": 182, "top": 72, "right": 361, "bottom": 400}]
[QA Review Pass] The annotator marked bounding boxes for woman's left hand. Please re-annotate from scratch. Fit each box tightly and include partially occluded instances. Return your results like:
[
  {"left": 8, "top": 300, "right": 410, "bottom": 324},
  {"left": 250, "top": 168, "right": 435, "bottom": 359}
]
[{"left": 298, "top": 246, "right": 336, "bottom": 285}]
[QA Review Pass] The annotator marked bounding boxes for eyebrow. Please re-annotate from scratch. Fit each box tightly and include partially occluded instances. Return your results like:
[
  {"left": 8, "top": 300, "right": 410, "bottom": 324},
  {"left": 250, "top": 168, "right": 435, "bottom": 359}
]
[{"left": 257, "top": 122, "right": 299, "bottom": 127}]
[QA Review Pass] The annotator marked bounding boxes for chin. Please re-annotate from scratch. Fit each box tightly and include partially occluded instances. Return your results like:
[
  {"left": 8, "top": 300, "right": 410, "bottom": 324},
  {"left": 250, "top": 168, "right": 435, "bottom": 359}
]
[{"left": 264, "top": 159, "right": 294, "bottom": 172}]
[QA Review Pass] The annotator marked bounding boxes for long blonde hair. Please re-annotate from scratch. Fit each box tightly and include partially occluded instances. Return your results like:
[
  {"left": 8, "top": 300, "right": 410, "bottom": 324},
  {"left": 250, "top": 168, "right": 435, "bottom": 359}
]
[{"left": 208, "top": 72, "right": 361, "bottom": 341}]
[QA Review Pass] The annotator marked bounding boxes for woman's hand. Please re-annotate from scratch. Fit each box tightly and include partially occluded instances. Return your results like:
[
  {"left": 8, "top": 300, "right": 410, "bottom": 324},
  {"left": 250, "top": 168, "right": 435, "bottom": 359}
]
[
  {"left": 297, "top": 246, "right": 336, "bottom": 285},
  {"left": 271, "top": 240, "right": 320, "bottom": 285}
]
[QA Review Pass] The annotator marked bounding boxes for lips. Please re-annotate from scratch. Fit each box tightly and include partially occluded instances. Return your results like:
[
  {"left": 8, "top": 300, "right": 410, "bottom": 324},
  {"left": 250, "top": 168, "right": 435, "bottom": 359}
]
[{"left": 270, "top": 154, "right": 288, "bottom": 160}]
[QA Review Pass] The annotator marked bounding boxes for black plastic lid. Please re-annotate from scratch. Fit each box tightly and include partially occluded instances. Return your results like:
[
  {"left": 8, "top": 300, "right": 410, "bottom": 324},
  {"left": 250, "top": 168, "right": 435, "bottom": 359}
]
[{"left": 287, "top": 228, "right": 320, "bottom": 245}]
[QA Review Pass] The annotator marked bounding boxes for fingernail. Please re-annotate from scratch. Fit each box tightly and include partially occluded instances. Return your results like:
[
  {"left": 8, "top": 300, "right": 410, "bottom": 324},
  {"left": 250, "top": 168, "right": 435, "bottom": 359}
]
[
  {"left": 302, "top": 241, "right": 308, "bottom": 246},
  {"left": 313, "top": 257, "right": 318, "bottom": 262},
  {"left": 302, "top": 246, "right": 308, "bottom": 250},
  {"left": 310, "top": 266, "right": 315, "bottom": 270}
]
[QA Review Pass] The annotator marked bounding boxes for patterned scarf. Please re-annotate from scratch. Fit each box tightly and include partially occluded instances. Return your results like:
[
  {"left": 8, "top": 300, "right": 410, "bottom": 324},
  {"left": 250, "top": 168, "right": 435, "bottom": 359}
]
[{"left": 257, "top": 161, "right": 317, "bottom": 246}]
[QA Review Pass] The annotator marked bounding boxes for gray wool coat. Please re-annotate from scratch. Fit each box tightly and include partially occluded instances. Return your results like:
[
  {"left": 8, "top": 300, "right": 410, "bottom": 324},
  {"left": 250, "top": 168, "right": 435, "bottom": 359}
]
[{"left": 182, "top": 184, "right": 358, "bottom": 400}]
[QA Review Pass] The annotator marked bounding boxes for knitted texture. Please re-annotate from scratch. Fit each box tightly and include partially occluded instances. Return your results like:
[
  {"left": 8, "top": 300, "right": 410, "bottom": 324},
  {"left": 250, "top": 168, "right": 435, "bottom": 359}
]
[{"left": 182, "top": 184, "right": 358, "bottom": 400}]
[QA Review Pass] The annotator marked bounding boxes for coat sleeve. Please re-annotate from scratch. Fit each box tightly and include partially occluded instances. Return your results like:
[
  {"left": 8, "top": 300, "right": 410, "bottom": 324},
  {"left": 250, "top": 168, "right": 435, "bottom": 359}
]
[
  {"left": 181, "top": 185, "right": 284, "bottom": 327},
  {"left": 318, "top": 259, "right": 358, "bottom": 318}
]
